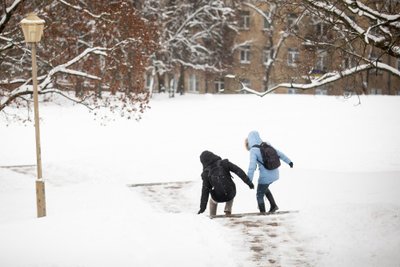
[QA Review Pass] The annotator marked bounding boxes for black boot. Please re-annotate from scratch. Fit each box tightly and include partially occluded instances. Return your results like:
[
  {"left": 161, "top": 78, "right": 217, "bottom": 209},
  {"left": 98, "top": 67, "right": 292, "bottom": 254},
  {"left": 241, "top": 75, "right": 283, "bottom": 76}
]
[
  {"left": 266, "top": 190, "right": 278, "bottom": 213},
  {"left": 258, "top": 203, "right": 266, "bottom": 214},
  {"left": 269, "top": 205, "right": 279, "bottom": 213}
]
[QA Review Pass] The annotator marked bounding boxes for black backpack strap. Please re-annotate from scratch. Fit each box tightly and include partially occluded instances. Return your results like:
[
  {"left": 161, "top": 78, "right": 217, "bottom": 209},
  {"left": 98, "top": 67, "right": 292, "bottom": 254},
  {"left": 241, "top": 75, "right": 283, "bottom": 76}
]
[{"left": 251, "top": 144, "right": 264, "bottom": 166}]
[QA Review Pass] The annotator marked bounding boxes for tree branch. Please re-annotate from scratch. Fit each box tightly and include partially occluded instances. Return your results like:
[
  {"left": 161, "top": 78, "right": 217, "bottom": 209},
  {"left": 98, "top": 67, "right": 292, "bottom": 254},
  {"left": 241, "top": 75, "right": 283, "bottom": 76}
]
[
  {"left": 57, "top": 0, "right": 112, "bottom": 21},
  {"left": 0, "top": 89, "right": 31, "bottom": 111},
  {"left": 234, "top": 61, "right": 400, "bottom": 96},
  {"left": 304, "top": 0, "right": 400, "bottom": 57},
  {"left": 1, "top": 46, "right": 108, "bottom": 111},
  {"left": 0, "top": 0, "right": 24, "bottom": 33}
]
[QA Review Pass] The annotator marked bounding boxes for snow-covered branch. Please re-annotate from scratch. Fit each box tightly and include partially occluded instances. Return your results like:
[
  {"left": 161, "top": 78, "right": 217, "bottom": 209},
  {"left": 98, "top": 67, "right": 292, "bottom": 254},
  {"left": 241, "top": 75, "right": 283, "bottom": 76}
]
[
  {"left": 170, "top": 5, "right": 208, "bottom": 43},
  {"left": 58, "top": 0, "right": 112, "bottom": 20},
  {"left": 344, "top": 0, "right": 400, "bottom": 24},
  {"left": 0, "top": 47, "right": 107, "bottom": 111},
  {"left": 304, "top": 0, "right": 400, "bottom": 57},
  {"left": 231, "top": 40, "right": 254, "bottom": 53},
  {"left": 237, "top": 61, "right": 400, "bottom": 97},
  {"left": 0, "top": 0, "right": 23, "bottom": 32},
  {"left": 1, "top": 1, "right": 157, "bottom": 121},
  {"left": 172, "top": 59, "right": 220, "bottom": 72},
  {"left": 142, "top": 0, "right": 237, "bottom": 83}
]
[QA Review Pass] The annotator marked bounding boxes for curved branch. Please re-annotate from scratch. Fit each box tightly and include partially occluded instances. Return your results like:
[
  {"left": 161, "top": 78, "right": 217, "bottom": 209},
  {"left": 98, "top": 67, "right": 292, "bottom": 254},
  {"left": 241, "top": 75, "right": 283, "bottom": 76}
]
[
  {"left": 344, "top": 0, "right": 400, "bottom": 24},
  {"left": 0, "top": 38, "right": 140, "bottom": 112},
  {"left": 304, "top": 0, "right": 400, "bottom": 58},
  {"left": 40, "top": 88, "right": 95, "bottom": 110},
  {"left": 0, "top": 89, "right": 31, "bottom": 111},
  {"left": 58, "top": 0, "right": 112, "bottom": 21},
  {"left": 0, "top": 0, "right": 24, "bottom": 33},
  {"left": 0, "top": 46, "right": 108, "bottom": 112},
  {"left": 0, "top": 87, "right": 96, "bottom": 112},
  {"left": 238, "top": 62, "right": 400, "bottom": 97}
]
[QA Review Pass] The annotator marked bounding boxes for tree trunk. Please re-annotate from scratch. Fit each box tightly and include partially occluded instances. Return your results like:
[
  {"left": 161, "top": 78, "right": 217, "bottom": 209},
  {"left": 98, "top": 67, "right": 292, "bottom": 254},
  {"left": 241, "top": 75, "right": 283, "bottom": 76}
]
[{"left": 177, "top": 65, "right": 185, "bottom": 95}]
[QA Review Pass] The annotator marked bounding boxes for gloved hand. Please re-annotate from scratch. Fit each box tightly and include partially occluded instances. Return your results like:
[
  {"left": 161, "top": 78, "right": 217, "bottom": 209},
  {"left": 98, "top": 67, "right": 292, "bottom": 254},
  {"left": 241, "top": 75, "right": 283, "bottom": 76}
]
[
  {"left": 248, "top": 182, "right": 254, "bottom": 189},
  {"left": 289, "top": 162, "right": 293, "bottom": 168},
  {"left": 197, "top": 208, "right": 205, "bottom": 214}
]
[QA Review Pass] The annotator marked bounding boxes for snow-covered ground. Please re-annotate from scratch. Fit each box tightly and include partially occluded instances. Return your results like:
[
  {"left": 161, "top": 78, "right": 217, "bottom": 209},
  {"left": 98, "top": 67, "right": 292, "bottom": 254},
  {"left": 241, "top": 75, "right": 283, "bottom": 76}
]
[{"left": 0, "top": 93, "right": 399, "bottom": 266}]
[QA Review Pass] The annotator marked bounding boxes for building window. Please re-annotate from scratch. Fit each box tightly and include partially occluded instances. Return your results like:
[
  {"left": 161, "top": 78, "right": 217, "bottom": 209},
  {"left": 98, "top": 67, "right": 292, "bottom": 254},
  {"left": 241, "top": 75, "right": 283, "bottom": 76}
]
[
  {"left": 239, "top": 11, "right": 250, "bottom": 30},
  {"left": 287, "top": 13, "right": 298, "bottom": 32},
  {"left": 311, "top": 16, "right": 325, "bottom": 37},
  {"left": 288, "top": 88, "right": 297, "bottom": 94},
  {"left": 287, "top": 48, "right": 299, "bottom": 67},
  {"left": 316, "top": 49, "right": 327, "bottom": 72},
  {"left": 342, "top": 57, "right": 354, "bottom": 69},
  {"left": 145, "top": 73, "right": 152, "bottom": 89},
  {"left": 315, "top": 88, "right": 328, "bottom": 95},
  {"left": 263, "top": 48, "right": 272, "bottom": 66},
  {"left": 240, "top": 45, "right": 251, "bottom": 63},
  {"left": 214, "top": 79, "right": 224, "bottom": 93},
  {"left": 263, "top": 12, "right": 271, "bottom": 30},
  {"left": 314, "top": 21, "right": 328, "bottom": 36},
  {"left": 370, "top": 88, "right": 382, "bottom": 95},
  {"left": 189, "top": 74, "right": 199, "bottom": 92}
]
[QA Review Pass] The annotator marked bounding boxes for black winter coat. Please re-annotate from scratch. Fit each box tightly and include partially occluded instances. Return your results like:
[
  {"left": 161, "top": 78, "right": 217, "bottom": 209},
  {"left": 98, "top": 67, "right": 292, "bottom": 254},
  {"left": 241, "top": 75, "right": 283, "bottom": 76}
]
[{"left": 199, "top": 151, "right": 251, "bottom": 212}]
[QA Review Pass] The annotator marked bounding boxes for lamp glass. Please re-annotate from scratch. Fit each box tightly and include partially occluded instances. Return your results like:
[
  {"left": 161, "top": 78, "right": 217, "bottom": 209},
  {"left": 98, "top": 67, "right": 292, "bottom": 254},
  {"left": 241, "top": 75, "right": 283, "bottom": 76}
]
[{"left": 20, "top": 13, "right": 45, "bottom": 43}]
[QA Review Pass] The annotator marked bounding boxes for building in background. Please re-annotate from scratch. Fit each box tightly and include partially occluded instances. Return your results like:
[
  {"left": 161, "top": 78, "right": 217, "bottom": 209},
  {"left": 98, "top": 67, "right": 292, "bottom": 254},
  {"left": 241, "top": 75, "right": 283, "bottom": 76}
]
[{"left": 145, "top": 1, "right": 400, "bottom": 96}]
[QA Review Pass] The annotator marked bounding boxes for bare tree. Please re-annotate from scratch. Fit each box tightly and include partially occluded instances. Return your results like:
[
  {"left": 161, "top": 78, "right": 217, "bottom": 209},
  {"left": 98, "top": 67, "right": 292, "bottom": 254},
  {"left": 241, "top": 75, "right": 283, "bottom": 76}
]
[
  {"left": 141, "top": 0, "right": 239, "bottom": 94},
  {"left": 0, "top": 0, "right": 158, "bottom": 121}
]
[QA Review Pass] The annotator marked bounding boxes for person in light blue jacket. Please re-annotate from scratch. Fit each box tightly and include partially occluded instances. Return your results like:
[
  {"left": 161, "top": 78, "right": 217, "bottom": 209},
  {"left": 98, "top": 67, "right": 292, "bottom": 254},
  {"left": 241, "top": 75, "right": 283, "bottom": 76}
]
[{"left": 246, "top": 131, "right": 293, "bottom": 213}]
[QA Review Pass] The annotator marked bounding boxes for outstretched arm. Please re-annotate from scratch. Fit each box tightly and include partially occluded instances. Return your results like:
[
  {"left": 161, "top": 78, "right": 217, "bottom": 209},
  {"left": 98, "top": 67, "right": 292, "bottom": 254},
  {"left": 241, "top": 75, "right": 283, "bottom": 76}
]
[
  {"left": 198, "top": 174, "right": 211, "bottom": 214},
  {"left": 227, "top": 161, "right": 254, "bottom": 189},
  {"left": 276, "top": 149, "right": 293, "bottom": 167}
]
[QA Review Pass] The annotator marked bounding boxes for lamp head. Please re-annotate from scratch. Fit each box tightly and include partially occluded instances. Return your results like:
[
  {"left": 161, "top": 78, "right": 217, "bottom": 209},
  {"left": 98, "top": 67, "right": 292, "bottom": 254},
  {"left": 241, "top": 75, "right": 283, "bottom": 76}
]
[{"left": 20, "top": 13, "right": 45, "bottom": 43}]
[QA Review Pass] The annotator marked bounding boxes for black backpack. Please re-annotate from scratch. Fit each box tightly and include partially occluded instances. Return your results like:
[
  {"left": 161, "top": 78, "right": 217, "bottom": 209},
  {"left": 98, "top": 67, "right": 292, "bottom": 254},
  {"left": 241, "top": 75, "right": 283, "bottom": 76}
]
[
  {"left": 206, "top": 160, "right": 235, "bottom": 202},
  {"left": 253, "top": 142, "right": 281, "bottom": 170}
]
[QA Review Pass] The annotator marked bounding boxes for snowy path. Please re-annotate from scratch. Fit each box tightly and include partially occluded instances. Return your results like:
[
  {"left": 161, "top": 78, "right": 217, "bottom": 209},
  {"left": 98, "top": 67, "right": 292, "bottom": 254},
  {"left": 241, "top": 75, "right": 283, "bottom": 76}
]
[
  {"left": 215, "top": 214, "right": 309, "bottom": 266},
  {"left": 130, "top": 181, "right": 309, "bottom": 267}
]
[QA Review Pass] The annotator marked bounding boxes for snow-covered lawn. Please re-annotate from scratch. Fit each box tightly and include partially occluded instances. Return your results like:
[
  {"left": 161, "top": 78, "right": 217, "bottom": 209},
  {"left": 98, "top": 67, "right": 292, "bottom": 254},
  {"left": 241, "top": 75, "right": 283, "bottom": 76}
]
[{"left": 0, "top": 93, "right": 399, "bottom": 266}]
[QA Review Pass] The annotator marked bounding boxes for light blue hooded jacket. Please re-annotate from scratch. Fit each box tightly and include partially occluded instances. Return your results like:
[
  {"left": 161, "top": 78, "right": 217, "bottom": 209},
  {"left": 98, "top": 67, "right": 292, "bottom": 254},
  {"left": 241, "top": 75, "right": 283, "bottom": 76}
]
[{"left": 247, "top": 131, "right": 291, "bottom": 185}]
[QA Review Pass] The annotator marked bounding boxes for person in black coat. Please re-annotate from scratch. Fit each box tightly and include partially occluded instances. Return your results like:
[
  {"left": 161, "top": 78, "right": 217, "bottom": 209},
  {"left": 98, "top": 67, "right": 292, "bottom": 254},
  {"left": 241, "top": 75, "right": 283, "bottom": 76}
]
[{"left": 198, "top": 150, "right": 254, "bottom": 216}]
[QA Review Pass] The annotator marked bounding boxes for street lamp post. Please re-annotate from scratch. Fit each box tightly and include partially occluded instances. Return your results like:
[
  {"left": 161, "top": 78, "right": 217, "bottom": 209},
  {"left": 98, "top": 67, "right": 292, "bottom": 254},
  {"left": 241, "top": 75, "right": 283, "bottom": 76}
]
[{"left": 20, "top": 13, "right": 46, "bottom": 218}]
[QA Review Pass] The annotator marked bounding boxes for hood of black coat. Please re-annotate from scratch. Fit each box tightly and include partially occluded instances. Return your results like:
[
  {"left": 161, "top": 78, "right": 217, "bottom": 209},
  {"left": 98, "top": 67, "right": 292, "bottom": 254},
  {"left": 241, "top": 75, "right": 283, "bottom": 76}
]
[{"left": 200, "top": 150, "right": 221, "bottom": 168}]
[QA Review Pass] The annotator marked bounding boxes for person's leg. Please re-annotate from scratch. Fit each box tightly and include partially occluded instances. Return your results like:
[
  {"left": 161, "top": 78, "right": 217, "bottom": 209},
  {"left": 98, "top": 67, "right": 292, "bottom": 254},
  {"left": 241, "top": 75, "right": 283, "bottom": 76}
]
[
  {"left": 224, "top": 199, "right": 234, "bottom": 215},
  {"left": 256, "top": 184, "right": 267, "bottom": 213},
  {"left": 209, "top": 197, "right": 218, "bottom": 216},
  {"left": 265, "top": 184, "right": 278, "bottom": 212}
]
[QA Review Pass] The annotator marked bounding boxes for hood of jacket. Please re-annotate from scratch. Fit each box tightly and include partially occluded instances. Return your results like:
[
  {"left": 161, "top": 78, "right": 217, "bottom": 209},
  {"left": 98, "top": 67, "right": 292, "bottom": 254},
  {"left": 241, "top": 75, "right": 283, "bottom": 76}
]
[
  {"left": 247, "top": 131, "right": 263, "bottom": 148},
  {"left": 200, "top": 150, "right": 221, "bottom": 168}
]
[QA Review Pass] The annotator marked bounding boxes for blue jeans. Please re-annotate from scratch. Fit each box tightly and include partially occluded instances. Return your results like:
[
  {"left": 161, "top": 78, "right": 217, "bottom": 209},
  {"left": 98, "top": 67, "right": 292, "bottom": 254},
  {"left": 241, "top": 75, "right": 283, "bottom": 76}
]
[{"left": 256, "top": 183, "right": 277, "bottom": 208}]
